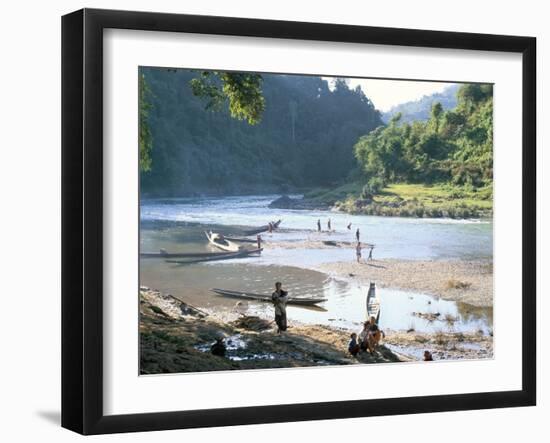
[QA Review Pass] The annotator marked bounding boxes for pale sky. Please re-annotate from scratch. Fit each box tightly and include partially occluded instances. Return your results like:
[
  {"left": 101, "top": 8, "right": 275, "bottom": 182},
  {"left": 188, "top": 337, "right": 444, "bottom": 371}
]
[{"left": 325, "top": 77, "right": 456, "bottom": 112}]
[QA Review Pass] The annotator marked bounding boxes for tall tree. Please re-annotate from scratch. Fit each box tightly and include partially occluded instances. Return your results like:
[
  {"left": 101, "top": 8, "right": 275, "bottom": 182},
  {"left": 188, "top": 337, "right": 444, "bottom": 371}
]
[
  {"left": 139, "top": 68, "right": 383, "bottom": 196},
  {"left": 138, "top": 74, "right": 153, "bottom": 172}
]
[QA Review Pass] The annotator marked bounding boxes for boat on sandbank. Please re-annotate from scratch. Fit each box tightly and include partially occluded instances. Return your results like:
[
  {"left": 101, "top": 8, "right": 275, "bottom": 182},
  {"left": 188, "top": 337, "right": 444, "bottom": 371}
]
[
  {"left": 366, "top": 282, "right": 381, "bottom": 322},
  {"left": 211, "top": 288, "right": 327, "bottom": 307},
  {"left": 242, "top": 219, "right": 282, "bottom": 236}
]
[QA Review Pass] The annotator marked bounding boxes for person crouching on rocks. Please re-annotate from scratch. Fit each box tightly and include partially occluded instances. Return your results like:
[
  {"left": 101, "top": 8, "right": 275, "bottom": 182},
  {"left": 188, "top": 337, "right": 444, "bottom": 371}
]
[
  {"left": 210, "top": 337, "right": 226, "bottom": 357},
  {"left": 348, "top": 333, "right": 360, "bottom": 357},
  {"left": 367, "top": 316, "right": 385, "bottom": 354},
  {"left": 272, "top": 281, "right": 288, "bottom": 333},
  {"left": 359, "top": 321, "right": 371, "bottom": 351}
]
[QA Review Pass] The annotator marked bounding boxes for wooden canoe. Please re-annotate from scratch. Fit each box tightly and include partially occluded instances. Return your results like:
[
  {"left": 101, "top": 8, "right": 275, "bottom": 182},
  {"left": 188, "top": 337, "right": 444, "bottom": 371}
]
[
  {"left": 166, "top": 249, "right": 262, "bottom": 265},
  {"left": 366, "top": 282, "right": 381, "bottom": 323},
  {"left": 211, "top": 288, "right": 327, "bottom": 306},
  {"left": 205, "top": 231, "right": 242, "bottom": 252},
  {"left": 243, "top": 219, "right": 282, "bottom": 236},
  {"left": 141, "top": 250, "right": 237, "bottom": 259}
]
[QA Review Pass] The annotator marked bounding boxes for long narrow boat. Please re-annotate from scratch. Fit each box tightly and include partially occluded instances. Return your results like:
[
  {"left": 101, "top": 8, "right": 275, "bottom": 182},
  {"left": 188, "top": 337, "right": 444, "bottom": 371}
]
[
  {"left": 205, "top": 231, "right": 242, "bottom": 252},
  {"left": 366, "top": 282, "right": 381, "bottom": 322},
  {"left": 166, "top": 249, "right": 262, "bottom": 265},
  {"left": 242, "top": 219, "right": 282, "bottom": 236},
  {"left": 211, "top": 288, "right": 327, "bottom": 307},
  {"left": 141, "top": 250, "right": 237, "bottom": 259}
]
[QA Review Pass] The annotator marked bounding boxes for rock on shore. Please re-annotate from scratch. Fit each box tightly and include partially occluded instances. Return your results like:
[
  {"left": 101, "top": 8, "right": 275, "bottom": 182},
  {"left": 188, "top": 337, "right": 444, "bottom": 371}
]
[{"left": 268, "top": 195, "right": 328, "bottom": 210}]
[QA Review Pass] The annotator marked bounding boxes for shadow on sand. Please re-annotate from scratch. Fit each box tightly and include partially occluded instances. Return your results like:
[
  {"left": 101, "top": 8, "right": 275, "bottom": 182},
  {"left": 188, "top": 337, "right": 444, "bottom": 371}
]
[{"left": 36, "top": 410, "right": 60, "bottom": 426}]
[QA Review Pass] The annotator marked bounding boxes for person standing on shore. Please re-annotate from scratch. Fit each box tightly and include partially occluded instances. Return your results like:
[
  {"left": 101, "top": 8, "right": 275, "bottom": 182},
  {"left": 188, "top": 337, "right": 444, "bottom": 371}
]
[
  {"left": 356, "top": 242, "right": 362, "bottom": 263},
  {"left": 367, "top": 245, "right": 374, "bottom": 261},
  {"left": 327, "top": 218, "right": 332, "bottom": 231},
  {"left": 317, "top": 219, "right": 321, "bottom": 232},
  {"left": 257, "top": 234, "right": 262, "bottom": 250},
  {"left": 272, "top": 282, "right": 288, "bottom": 334},
  {"left": 356, "top": 227, "right": 360, "bottom": 242}
]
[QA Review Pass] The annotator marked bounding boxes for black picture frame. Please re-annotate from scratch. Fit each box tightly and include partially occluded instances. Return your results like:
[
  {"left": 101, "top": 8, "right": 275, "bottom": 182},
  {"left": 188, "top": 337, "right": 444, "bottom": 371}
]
[{"left": 61, "top": 8, "right": 536, "bottom": 435}]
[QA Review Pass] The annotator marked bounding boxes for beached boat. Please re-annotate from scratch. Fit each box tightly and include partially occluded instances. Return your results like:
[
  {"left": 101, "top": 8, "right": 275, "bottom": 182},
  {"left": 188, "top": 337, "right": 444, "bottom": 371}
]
[
  {"left": 366, "top": 282, "right": 381, "bottom": 322},
  {"left": 211, "top": 288, "right": 327, "bottom": 307},
  {"left": 166, "top": 249, "right": 262, "bottom": 265},
  {"left": 141, "top": 250, "right": 237, "bottom": 259},
  {"left": 243, "top": 219, "right": 282, "bottom": 236},
  {"left": 205, "top": 231, "right": 242, "bottom": 252}
]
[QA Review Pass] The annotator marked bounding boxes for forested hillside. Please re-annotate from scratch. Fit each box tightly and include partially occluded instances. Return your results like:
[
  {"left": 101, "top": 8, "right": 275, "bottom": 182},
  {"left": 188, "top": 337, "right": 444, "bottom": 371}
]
[
  {"left": 308, "top": 83, "right": 493, "bottom": 218},
  {"left": 381, "top": 85, "right": 458, "bottom": 124},
  {"left": 139, "top": 68, "right": 383, "bottom": 196},
  {"left": 355, "top": 83, "right": 493, "bottom": 189}
]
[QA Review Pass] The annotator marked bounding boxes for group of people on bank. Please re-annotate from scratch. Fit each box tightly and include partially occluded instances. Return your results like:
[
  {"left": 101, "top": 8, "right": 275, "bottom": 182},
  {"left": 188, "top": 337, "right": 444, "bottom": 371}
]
[
  {"left": 348, "top": 317, "right": 385, "bottom": 356},
  {"left": 270, "top": 282, "right": 387, "bottom": 358},
  {"left": 316, "top": 219, "right": 374, "bottom": 263},
  {"left": 211, "top": 280, "right": 436, "bottom": 362}
]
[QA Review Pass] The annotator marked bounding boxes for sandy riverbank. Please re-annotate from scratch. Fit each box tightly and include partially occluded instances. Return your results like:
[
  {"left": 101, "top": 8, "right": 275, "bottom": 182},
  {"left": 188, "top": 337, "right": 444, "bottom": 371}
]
[
  {"left": 140, "top": 287, "right": 492, "bottom": 374},
  {"left": 315, "top": 259, "right": 493, "bottom": 307},
  {"left": 140, "top": 287, "right": 401, "bottom": 374}
]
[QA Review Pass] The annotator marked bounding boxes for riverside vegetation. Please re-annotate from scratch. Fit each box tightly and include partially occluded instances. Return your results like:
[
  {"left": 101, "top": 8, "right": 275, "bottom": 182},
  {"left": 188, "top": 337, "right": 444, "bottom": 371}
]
[
  {"left": 139, "top": 69, "right": 492, "bottom": 217},
  {"left": 304, "top": 182, "right": 492, "bottom": 218},
  {"left": 302, "top": 84, "right": 493, "bottom": 218}
]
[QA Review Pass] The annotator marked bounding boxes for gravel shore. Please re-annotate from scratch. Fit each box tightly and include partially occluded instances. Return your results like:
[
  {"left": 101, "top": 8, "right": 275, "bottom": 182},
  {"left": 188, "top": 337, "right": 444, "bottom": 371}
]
[
  {"left": 315, "top": 259, "right": 493, "bottom": 307},
  {"left": 139, "top": 287, "right": 402, "bottom": 374},
  {"left": 140, "top": 287, "right": 492, "bottom": 375}
]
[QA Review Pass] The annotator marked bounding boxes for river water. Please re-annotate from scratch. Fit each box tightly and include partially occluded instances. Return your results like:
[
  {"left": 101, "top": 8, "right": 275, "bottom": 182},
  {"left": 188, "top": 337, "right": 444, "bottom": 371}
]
[{"left": 140, "top": 195, "right": 493, "bottom": 334}]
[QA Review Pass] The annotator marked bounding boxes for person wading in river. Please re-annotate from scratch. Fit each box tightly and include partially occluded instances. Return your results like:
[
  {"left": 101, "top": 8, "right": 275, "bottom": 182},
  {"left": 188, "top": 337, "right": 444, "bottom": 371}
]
[
  {"left": 257, "top": 234, "right": 262, "bottom": 250},
  {"left": 272, "top": 282, "right": 288, "bottom": 333},
  {"left": 317, "top": 219, "right": 321, "bottom": 232},
  {"left": 356, "top": 227, "right": 360, "bottom": 242}
]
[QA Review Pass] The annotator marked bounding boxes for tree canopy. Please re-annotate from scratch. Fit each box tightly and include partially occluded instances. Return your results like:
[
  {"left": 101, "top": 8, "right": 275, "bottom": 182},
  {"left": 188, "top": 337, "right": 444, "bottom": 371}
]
[
  {"left": 138, "top": 74, "right": 153, "bottom": 172},
  {"left": 354, "top": 83, "right": 493, "bottom": 189},
  {"left": 189, "top": 71, "right": 265, "bottom": 125},
  {"left": 139, "top": 68, "right": 383, "bottom": 196}
]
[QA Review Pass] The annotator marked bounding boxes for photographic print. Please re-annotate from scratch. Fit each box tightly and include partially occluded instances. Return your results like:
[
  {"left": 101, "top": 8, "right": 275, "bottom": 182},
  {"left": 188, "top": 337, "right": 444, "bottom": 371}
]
[{"left": 138, "top": 67, "right": 494, "bottom": 375}]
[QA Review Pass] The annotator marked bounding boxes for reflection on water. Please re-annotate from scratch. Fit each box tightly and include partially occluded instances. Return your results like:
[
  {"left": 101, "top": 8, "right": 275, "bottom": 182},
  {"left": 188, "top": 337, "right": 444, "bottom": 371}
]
[{"left": 234, "top": 277, "right": 492, "bottom": 334}]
